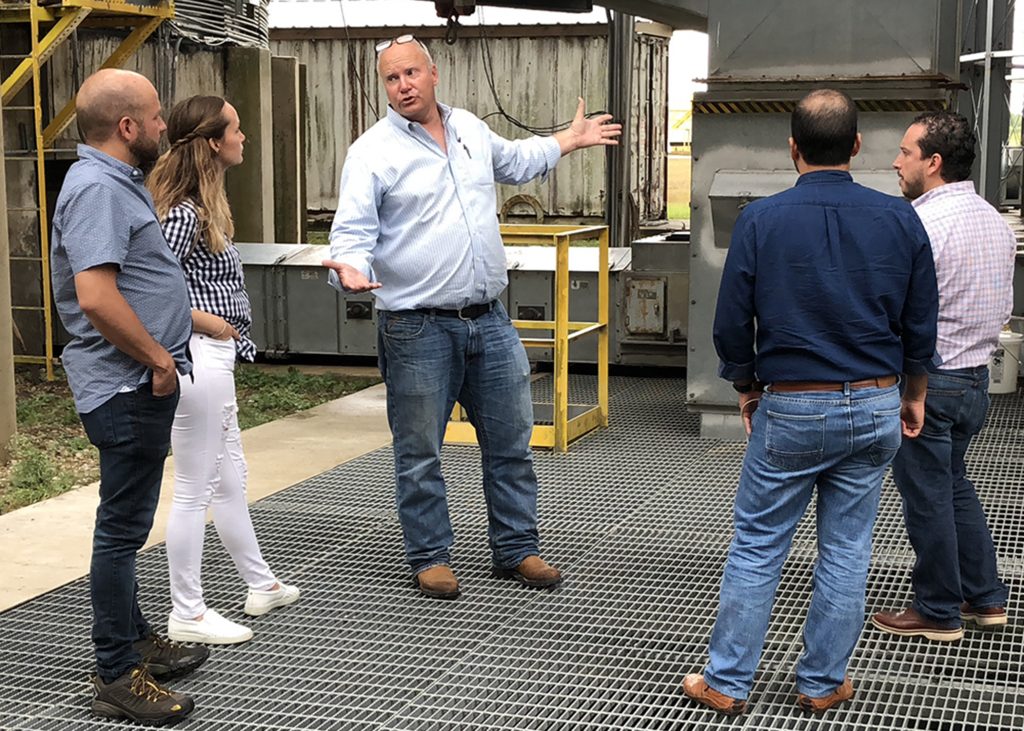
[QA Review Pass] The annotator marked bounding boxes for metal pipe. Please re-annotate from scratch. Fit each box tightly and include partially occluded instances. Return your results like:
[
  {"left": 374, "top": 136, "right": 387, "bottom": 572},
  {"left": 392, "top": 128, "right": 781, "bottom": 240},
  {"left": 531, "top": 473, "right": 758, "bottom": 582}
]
[
  {"left": 0, "top": 93, "right": 17, "bottom": 463},
  {"left": 980, "top": 0, "right": 995, "bottom": 199}
]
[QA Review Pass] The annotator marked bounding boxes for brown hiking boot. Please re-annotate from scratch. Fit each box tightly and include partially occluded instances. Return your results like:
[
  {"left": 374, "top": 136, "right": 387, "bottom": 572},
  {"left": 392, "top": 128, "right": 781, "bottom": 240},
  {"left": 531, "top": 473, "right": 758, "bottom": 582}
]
[
  {"left": 797, "top": 678, "right": 854, "bottom": 715},
  {"left": 493, "top": 555, "right": 563, "bottom": 589},
  {"left": 133, "top": 633, "right": 210, "bottom": 680},
  {"left": 961, "top": 602, "right": 1007, "bottom": 627},
  {"left": 681, "top": 674, "right": 747, "bottom": 716},
  {"left": 414, "top": 565, "right": 461, "bottom": 599},
  {"left": 871, "top": 607, "right": 964, "bottom": 641},
  {"left": 92, "top": 664, "right": 194, "bottom": 726}
]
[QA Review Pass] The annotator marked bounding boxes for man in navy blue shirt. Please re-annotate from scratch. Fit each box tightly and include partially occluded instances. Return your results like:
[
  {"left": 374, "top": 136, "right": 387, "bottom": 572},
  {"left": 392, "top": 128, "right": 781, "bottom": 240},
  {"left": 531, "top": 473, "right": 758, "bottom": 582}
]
[{"left": 682, "top": 89, "right": 938, "bottom": 716}]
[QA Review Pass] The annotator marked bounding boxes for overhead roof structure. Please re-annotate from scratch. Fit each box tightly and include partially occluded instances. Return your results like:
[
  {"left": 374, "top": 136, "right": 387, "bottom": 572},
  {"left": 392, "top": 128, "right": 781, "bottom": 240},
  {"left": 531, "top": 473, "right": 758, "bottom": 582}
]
[{"left": 267, "top": 0, "right": 707, "bottom": 30}]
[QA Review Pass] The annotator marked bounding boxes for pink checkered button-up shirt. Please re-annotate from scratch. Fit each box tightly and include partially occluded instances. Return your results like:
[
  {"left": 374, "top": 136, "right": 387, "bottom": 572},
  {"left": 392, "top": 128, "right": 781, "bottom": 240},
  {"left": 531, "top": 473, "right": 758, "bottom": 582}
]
[{"left": 912, "top": 181, "right": 1016, "bottom": 369}]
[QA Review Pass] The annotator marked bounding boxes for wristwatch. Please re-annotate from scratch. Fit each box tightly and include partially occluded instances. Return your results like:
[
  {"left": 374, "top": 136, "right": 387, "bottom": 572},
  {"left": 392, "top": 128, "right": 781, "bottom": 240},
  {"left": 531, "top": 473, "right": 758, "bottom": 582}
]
[{"left": 733, "top": 381, "right": 757, "bottom": 393}]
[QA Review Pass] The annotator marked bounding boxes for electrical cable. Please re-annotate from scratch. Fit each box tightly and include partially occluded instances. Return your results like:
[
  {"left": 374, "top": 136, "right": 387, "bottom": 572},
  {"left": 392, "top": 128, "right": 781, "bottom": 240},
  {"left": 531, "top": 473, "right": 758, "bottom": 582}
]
[
  {"left": 475, "top": 7, "right": 608, "bottom": 135},
  {"left": 337, "top": 0, "right": 381, "bottom": 121}
]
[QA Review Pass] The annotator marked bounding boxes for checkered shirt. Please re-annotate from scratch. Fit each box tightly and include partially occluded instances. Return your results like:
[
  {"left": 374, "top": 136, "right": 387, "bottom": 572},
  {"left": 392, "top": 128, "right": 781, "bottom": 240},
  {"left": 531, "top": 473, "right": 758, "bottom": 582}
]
[
  {"left": 912, "top": 181, "right": 1016, "bottom": 369},
  {"left": 161, "top": 200, "right": 256, "bottom": 362}
]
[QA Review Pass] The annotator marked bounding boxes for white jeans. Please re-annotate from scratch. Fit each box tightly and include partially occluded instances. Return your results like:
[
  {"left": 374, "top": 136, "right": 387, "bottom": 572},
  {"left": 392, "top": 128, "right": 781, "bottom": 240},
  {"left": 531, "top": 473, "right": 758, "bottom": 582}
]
[{"left": 165, "top": 334, "right": 275, "bottom": 619}]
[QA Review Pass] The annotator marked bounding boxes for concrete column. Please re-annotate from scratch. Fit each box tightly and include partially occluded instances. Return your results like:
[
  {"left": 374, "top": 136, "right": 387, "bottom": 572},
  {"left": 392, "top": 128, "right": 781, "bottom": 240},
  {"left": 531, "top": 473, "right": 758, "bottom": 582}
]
[
  {"left": 271, "top": 55, "right": 301, "bottom": 243},
  {"left": 0, "top": 96, "right": 18, "bottom": 463},
  {"left": 225, "top": 46, "right": 274, "bottom": 243}
]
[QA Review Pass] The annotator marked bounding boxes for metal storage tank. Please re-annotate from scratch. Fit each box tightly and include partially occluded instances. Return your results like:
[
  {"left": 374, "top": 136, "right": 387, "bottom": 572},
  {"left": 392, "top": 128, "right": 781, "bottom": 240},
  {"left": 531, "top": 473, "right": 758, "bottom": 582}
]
[{"left": 687, "top": 0, "right": 977, "bottom": 439}]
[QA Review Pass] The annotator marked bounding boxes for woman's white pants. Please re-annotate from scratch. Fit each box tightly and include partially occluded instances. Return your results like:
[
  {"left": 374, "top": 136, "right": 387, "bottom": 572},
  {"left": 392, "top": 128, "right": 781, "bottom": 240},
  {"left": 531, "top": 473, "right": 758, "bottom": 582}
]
[{"left": 165, "top": 334, "right": 275, "bottom": 619}]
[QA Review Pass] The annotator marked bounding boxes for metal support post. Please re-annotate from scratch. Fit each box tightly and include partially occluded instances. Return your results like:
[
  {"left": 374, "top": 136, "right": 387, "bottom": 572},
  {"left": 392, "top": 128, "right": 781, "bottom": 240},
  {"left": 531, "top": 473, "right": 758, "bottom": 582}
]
[{"left": 0, "top": 94, "right": 17, "bottom": 462}]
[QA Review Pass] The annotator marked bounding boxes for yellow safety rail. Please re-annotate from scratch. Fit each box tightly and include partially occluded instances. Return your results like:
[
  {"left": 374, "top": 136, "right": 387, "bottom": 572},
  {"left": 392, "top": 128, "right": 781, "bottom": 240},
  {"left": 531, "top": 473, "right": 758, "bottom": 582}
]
[
  {"left": 1, "top": 0, "right": 172, "bottom": 378},
  {"left": 445, "top": 224, "right": 610, "bottom": 452}
]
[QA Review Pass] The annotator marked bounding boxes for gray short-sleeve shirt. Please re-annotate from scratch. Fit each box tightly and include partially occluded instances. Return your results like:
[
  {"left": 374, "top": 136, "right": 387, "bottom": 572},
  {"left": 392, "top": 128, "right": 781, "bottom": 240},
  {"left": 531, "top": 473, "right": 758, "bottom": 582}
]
[{"left": 51, "top": 145, "right": 192, "bottom": 413}]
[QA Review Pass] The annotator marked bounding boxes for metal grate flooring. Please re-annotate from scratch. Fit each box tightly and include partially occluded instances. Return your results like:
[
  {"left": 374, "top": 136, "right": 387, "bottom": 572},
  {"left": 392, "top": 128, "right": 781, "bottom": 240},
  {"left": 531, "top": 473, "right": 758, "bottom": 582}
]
[{"left": 1, "top": 375, "right": 1022, "bottom": 730}]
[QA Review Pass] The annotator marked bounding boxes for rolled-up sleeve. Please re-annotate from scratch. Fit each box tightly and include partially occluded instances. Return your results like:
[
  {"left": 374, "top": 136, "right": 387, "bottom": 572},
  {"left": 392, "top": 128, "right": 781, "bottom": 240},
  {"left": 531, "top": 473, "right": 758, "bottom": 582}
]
[
  {"left": 900, "top": 218, "right": 939, "bottom": 374},
  {"left": 327, "top": 152, "right": 383, "bottom": 292},
  {"left": 713, "top": 211, "right": 758, "bottom": 382}
]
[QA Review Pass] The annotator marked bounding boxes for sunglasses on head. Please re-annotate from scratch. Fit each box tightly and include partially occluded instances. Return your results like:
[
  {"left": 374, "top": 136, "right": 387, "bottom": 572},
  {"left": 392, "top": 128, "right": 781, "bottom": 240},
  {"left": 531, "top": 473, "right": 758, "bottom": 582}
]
[{"left": 375, "top": 34, "right": 426, "bottom": 54}]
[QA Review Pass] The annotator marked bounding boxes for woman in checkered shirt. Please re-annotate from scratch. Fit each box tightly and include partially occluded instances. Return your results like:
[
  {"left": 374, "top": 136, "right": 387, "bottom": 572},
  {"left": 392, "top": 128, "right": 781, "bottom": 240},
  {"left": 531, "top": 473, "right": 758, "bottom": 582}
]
[{"left": 148, "top": 96, "right": 300, "bottom": 645}]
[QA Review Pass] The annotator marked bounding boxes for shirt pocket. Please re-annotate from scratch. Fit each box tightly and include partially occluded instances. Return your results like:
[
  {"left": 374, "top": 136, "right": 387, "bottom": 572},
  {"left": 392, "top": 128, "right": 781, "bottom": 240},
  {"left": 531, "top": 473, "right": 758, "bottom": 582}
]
[{"left": 765, "top": 410, "right": 826, "bottom": 471}]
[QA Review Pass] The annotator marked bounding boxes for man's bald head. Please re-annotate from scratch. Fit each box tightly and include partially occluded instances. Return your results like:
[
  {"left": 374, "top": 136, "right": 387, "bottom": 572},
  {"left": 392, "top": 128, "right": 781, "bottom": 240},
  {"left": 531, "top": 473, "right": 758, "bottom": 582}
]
[
  {"left": 791, "top": 89, "right": 859, "bottom": 166},
  {"left": 76, "top": 69, "right": 157, "bottom": 144},
  {"left": 376, "top": 37, "right": 434, "bottom": 77}
]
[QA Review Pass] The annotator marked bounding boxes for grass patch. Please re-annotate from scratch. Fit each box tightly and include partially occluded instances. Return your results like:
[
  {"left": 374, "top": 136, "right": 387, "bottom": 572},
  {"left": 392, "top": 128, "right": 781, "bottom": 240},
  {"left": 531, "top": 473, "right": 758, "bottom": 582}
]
[
  {"left": 0, "top": 364, "right": 380, "bottom": 514},
  {"left": 667, "top": 203, "right": 691, "bottom": 221},
  {"left": 233, "top": 365, "right": 379, "bottom": 431}
]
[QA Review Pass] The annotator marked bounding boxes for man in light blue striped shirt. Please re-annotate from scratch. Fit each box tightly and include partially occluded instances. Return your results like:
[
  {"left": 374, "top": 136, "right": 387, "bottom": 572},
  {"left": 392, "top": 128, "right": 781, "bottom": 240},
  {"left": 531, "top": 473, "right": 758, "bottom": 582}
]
[{"left": 323, "top": 35, "right": 620, "bottom": 599}]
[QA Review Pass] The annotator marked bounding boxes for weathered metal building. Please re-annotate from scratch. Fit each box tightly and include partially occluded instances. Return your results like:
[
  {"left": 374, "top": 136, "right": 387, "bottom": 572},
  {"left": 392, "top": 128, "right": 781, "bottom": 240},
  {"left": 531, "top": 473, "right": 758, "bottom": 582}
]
[{"left": 269, "top": 3, "right": 670, "bottom": 224}]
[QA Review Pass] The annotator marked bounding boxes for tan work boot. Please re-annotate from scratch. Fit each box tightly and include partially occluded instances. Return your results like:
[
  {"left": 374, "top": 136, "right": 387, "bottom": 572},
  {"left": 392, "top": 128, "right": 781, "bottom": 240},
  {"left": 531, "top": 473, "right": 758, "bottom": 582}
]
[
  {"left": 493, "top": 555, "right": 563, "bottom": 588},
  {"left": 681, "top": 674, "right": 747, "bottom": 716},
  {"left": 797, "top": 678, "right": 854, "bottom": 715},
  {"left": 414, "top": 565, "right": 461, "bottom": 599}
]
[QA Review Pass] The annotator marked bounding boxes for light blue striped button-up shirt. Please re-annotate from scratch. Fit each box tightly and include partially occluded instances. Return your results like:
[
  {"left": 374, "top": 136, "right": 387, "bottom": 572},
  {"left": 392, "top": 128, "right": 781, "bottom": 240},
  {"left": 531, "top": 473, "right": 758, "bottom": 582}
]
[{"left": 328, "top": 103, "right": 562, "bottom": 311}]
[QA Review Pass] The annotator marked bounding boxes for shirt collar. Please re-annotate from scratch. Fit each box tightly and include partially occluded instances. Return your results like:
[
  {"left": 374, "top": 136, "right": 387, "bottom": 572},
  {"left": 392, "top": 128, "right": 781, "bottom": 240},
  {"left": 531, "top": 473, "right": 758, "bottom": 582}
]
[
  {"left": 795, "top": 169, "right": 853, "bottom": 186},
  {"left": 76, "top": 144, "right": 145, "bottom": 182},
  {"left": 911, "top": 180, "right": 976, "bottom": 209},
  {"left": 386, "top": 102, "right": 453, "bottom": 133}
]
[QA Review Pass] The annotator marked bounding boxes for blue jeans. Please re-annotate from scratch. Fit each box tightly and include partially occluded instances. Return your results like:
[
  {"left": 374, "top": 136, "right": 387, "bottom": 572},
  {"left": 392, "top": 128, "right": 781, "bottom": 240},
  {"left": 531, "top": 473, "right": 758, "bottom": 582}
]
[
  {"left": 704, "top": 384, "right": 901, "bottom": 700},
  {"left": 80, "top": 381, "right": 179, "bottom": 682},
  {"left": 377, "top": 301, "right": 540, "bottom": 574},
  {"left": 891, "top": 366, "right": 1007, "bottom": 625}
]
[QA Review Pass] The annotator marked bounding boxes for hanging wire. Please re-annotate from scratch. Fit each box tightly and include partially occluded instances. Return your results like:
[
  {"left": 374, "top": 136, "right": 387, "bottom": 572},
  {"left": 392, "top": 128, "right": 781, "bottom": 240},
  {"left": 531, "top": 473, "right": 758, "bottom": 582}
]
[
  {"left": 338, "top": 0, "right": 380, "bottom": 121},
  {"left": 475, "top": 7, "right": 608, "bottom": 135}
]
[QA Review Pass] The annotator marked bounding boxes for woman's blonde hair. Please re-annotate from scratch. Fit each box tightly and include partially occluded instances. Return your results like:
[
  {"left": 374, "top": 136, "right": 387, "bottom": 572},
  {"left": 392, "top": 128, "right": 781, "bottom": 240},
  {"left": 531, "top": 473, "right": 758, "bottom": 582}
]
[{"left": 148, "top": 95, "right": 235, "bottom": 254}]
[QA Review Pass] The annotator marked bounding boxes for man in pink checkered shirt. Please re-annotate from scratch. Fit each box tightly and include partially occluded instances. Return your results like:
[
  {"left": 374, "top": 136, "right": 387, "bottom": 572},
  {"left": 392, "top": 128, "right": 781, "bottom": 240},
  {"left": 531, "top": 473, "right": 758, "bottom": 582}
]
[{"left": 873, "top": 112, "right": 1016, "bottom": 642}]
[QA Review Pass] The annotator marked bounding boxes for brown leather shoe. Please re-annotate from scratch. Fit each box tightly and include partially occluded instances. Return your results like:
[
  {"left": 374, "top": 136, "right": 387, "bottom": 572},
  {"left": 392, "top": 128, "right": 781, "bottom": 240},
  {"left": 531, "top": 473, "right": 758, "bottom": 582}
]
[
  {"left": 961, "top": 602, "right": 1007, "bottom": 627},
  {"left": 414, "top": 565, "right": 461, "bottom": 600},
  {"left": 493, "top": 555, "right": 563, "bottom": 588},
  {"left": 681, "top": 674, "right": 747, "bottom": 716},
  {"left": 797, "top": 678, "right": 854, "bottom": 715},
  {"left": 871, "top": 607, "right": 963, "bottom": 641}
]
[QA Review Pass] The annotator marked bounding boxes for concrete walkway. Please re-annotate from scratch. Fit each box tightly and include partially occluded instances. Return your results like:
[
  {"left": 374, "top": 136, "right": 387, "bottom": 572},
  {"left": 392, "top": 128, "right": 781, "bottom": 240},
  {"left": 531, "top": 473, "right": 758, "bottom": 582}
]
[{"left": 0, "top": 381, "right": 391, "bottom": 612}]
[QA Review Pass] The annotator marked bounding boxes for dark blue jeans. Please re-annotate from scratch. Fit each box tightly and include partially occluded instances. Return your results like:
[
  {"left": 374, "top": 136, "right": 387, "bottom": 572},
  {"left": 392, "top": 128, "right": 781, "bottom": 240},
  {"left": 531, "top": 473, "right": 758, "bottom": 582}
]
[
  {"left": 80, "top": 381, "right": 179, "bottom": 682},
  {"left": 377, "top": 301, "right": 540, "bottom": 575},
  {"left": 891, "top": 366, "right": 1008, "bottom": 626}
]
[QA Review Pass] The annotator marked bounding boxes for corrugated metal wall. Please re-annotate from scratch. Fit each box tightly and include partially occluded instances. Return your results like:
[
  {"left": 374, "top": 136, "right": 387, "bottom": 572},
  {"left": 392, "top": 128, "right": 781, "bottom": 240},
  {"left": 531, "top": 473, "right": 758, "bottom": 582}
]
[
  {"left": 47, "top": 34, "right": 228, "bottom": 149},
  {"left": 43, "top": 27, "right": 667, "bottom": 222},
  {"left": 270, "top": 30, "right": 668, "bottom": 220}
]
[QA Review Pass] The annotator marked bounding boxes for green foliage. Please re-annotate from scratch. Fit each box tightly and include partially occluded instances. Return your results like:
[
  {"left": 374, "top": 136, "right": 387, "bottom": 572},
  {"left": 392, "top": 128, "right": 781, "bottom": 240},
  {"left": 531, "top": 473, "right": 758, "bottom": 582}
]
[
  {"left": 1, "top": 436, "right": 74, "bottom": 514},
  {"left": 233, "top": 365, "right": 380, "bottom": 431},
  {"left": 1, "top": 364, "right": 379, "bottom": 514},
  {"left": 16, "top": 390, "right": 80, "bottom": 427}
]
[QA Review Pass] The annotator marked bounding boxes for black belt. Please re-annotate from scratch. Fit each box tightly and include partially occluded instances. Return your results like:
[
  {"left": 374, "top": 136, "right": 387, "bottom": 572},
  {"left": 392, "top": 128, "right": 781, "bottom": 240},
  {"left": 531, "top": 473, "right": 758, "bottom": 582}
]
[{"left": 410, "top": 301, "right": 495, "bottom": 320}]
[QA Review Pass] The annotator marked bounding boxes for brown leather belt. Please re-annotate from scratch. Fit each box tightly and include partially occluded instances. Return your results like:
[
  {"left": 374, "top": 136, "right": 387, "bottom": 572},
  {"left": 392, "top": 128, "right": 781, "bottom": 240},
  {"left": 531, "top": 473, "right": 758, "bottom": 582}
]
[{"left": 768, "top": 375, "right": 898, "bottom": 393}]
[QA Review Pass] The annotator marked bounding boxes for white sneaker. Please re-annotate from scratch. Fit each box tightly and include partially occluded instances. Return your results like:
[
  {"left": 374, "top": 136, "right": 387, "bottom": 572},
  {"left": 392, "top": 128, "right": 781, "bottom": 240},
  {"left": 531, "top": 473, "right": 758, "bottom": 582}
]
[
  {"left": 167, "top": 608, "right": 253, "bottom": 645},
  {"left": 244, "top": 582, "right": 301, "bottom": 617}
]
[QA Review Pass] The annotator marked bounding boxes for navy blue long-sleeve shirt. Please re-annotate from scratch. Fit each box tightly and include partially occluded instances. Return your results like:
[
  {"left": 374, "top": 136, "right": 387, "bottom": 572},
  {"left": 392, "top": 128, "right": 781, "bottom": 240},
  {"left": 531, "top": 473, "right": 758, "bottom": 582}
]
[{"left": 713, "top": 170, "right": 938, "bottom": 384}]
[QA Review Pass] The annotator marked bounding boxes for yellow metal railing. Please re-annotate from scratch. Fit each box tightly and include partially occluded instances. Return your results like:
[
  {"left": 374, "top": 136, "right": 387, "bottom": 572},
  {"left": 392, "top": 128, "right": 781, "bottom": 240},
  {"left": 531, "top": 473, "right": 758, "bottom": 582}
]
[{"left": 445, "top": 224, "right": 610, "bottom": 452}]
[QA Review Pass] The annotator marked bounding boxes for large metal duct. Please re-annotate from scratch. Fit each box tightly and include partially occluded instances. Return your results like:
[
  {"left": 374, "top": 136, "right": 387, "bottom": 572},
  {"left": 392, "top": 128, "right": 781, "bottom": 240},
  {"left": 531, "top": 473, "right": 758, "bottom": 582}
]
[{"left": 171, "top": 0, "right": 270, "bottom": 48}]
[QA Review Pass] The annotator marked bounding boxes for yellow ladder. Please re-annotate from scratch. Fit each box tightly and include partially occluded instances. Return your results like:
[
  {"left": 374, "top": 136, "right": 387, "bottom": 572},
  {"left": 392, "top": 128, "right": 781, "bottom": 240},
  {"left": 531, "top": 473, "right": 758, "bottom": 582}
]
[
  {"left": 0, "top": 0, "right": 87, "bottom": 379},
  {"left": 1, "top": 0, "right": 172, "bottom": 379}
]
